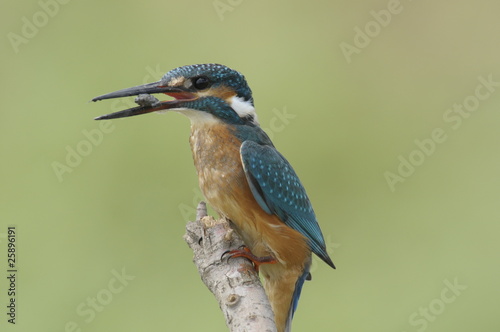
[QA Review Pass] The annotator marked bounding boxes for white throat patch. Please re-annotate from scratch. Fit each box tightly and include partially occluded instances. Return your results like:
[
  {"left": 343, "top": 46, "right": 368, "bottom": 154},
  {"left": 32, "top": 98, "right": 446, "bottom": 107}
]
[
  {"left": 175, "top": 108, "right": 220, "bottom": 125},
  {"left": 229, "top": 96, "right": 259, "bottom": 125}
]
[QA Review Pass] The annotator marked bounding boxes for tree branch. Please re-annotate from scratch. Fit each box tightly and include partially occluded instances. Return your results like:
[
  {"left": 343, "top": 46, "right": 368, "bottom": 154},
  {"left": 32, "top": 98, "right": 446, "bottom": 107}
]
[{"left": 184, "top": 202, "right": 277, "bottom": 332}]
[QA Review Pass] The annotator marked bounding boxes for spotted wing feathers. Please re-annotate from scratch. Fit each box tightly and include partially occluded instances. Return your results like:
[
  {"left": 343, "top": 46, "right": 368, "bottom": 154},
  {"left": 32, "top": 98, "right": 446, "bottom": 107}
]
[{"left": 240, "top": 141, "right": 334, "bottom": 268}]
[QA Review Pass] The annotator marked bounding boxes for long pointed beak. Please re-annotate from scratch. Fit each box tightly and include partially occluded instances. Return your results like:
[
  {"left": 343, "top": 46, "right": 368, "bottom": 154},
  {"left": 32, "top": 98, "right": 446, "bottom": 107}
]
[{"left": 92, "top": 81, "right": 196, "bottom": 120}]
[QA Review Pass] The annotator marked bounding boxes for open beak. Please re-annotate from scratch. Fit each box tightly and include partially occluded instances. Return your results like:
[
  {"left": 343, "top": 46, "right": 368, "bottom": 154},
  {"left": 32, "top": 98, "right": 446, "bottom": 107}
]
[{"left": 92, "top": 81, "right": 196, "bottom": 120}]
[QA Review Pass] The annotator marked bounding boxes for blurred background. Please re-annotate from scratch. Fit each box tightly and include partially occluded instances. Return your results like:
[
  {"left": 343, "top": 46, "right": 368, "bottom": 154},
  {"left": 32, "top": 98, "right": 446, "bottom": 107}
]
[{"left": 1, "top": 0, "right": 499, "bottom": 331}]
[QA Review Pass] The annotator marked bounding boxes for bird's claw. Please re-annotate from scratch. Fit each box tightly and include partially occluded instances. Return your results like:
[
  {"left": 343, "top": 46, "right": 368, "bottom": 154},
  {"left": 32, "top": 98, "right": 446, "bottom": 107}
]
[{"left": 221, "top": 246, "right": 277, "bottom": 273}]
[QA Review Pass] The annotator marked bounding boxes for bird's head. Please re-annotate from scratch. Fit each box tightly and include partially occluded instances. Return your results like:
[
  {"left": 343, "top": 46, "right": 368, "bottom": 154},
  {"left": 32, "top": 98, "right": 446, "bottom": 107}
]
[{"left": 92, "top": 64, "right": 258, "bottom": 126}]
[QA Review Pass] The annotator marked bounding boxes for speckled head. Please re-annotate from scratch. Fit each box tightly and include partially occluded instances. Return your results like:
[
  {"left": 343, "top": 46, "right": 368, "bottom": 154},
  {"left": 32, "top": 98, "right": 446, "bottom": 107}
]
[
  {"left": 162, "top": 64, "right": 253, "bottom": 103},
  {"left": 92, "top": 63, "right": 258, "bottom": 126}
]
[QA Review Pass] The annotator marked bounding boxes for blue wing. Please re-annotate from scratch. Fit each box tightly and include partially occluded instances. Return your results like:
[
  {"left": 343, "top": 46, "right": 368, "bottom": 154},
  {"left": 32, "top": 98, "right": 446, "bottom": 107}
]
[{"left": 240, "top": 140, "right": 335, "bottom": 268}]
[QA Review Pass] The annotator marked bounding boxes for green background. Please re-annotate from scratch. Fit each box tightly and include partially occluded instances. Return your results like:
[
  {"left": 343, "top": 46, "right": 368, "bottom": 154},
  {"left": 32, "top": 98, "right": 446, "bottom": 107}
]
[{"left": 1, "top": 0, "right": 499, "bottom": 331}]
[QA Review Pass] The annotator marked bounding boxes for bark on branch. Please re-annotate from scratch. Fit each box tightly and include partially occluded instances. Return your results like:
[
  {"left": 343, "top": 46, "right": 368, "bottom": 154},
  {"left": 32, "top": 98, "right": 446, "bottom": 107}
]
[{"left": 183, "top": 202, "right": 277, "bottom": 332}]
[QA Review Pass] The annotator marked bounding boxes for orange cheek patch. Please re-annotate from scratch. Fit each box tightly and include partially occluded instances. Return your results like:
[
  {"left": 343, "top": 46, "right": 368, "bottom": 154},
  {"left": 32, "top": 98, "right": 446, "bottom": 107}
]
[{"left": 206, "top": 86, "right": 237, "bottom": 102}]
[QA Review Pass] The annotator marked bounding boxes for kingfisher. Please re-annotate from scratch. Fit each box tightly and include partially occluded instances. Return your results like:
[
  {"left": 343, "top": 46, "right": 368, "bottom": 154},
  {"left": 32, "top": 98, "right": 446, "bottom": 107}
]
[{"left": 92, "top": 64, "right": 335, "bottom": 332}]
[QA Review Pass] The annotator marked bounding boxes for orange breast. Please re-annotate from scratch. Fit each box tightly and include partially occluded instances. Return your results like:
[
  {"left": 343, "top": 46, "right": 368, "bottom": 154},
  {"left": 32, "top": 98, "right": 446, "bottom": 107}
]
[{"left": 189, "top": 123, "right": 310, "bottom": 271}]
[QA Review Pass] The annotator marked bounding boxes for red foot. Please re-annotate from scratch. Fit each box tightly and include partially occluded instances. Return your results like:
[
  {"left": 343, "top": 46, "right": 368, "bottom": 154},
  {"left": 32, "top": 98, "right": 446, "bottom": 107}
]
[{"left": 222, "top": 247, "right": 277, "bottom": 273}]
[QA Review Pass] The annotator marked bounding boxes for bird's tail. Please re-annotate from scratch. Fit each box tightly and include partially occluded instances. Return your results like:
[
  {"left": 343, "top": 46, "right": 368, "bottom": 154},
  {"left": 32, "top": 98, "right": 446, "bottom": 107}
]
[{"left": 284, "top": 261, "right": 312, "bottom": 332}]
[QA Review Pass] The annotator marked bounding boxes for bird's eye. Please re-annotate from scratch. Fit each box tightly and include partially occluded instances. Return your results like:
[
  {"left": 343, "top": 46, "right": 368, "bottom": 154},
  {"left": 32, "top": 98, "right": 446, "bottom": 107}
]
[{"left": 193, "top": 76, "right": 210, "bottom": 90}]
